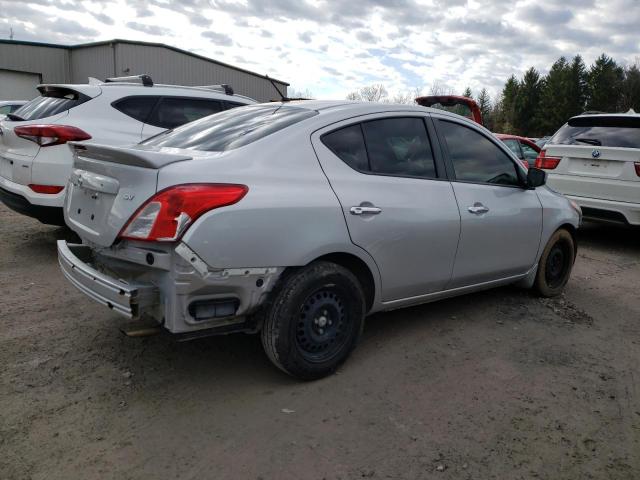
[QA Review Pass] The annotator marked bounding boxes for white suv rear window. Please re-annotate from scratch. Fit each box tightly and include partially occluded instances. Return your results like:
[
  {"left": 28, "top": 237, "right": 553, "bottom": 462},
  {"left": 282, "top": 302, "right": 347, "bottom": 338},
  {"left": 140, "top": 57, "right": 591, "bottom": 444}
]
[
  {"left": 549, "top": 116, "right": 640, "bottom": 149},
  {"left": 12, "top": 87, "right": 90, "bottom": 121}
]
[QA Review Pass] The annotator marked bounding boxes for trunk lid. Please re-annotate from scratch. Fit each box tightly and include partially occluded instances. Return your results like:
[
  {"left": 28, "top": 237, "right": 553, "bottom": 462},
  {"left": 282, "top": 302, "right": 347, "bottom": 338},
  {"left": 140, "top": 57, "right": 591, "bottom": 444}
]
[
  {"left": 544, "top": 144, "right": 640, "bottom": 203},
  {"left": 415, "top": 95, "right": 483, "bottom": 125},
  {"left": 64, "top": 143, "right": 193, "bottom": 246}
]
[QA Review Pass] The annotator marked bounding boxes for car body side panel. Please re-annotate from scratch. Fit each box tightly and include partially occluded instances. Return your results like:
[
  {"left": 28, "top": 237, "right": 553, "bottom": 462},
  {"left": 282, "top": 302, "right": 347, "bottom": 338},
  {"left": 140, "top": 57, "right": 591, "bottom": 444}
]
[{"left": 175, "top": 137, "right": 380, "bottom": 282}]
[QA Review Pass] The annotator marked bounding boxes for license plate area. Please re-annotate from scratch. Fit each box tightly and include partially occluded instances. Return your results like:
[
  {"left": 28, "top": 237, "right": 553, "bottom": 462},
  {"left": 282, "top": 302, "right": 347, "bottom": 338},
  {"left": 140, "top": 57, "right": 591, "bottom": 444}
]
[{"left": 66, "top": 182, "right": 118, "bottom": 232}]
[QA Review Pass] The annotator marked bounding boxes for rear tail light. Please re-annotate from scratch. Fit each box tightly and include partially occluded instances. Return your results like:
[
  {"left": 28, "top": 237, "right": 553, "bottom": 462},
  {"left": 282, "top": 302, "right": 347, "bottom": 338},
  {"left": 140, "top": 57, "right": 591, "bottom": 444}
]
[
  {"left": 635, "top": 162, "right": 640, "bottom": 177},
  {"left": 119, "top": 184, "right": 248, "bottom": 242},
  {"left": 28, "top": 184, "right": 64, "bottom": 194},
  {"left": 534, "top": 150, "right": 561, "bottom": 169},
  {"left": 14, "top": 125, "right": 91, "bottom": 147}
]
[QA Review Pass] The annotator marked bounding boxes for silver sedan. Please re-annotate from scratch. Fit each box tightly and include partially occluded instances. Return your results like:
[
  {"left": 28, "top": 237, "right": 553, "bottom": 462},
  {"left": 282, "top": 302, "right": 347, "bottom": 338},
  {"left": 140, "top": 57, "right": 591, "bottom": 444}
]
[{"left": 58, "top": 101, "right": 581, "bottom": 379}]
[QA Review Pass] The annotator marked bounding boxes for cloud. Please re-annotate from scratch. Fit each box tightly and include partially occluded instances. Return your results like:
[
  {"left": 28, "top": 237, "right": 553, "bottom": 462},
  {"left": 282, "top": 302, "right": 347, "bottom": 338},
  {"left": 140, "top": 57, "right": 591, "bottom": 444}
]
[
  {"left": 1, "top": 0, "right": 639, "bottom": 101},
  {"left": 126, "top": 21, "right": 171, "bottom": 36},
  {"left": 201, "top": 31, "right": 234, "bottom": 46},
  {"left": 298, "top": 31, "right": 313, "bottom": 43}
]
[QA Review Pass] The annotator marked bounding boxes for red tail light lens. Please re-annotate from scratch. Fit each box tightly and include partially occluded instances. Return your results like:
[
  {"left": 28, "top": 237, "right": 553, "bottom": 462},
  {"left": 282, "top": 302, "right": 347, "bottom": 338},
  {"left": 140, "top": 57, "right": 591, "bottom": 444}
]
[
  {"left": 119, "top": 184, "right": 248, "bottom": 242},
  {"left": 14, "top": 125, "right": 91, "bottom": 147},
  {"left": 635, "top": 162, "right": 640, "bottom": 177},
  {"left": 534, "top": 150, "right": 561, "bottom": 169},
  {"left": 28, "top": 184, "right": 64, "bottom": 194}
]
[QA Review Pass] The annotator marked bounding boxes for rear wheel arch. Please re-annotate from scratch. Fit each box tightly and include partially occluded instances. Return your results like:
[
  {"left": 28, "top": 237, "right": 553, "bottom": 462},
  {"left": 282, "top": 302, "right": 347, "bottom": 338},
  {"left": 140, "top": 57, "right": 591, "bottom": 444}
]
[{"left": 312, "top": 252, "right": 376, "bottom": 313}]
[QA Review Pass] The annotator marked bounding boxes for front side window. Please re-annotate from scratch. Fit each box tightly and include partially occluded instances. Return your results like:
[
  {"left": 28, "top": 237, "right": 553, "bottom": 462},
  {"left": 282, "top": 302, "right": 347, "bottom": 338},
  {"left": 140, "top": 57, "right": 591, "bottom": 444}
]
[
  {"left": 0, "top": 105, "right": 11, "bottom": 115},
  {"left": 439, "top": 120, "right": 520, "bottom": 186},
  {"left": 322, "top": 117, "right": 437, "bottom": 179},
  {"left": 142, "top": 104, "right": 318, "bottom": 151}
]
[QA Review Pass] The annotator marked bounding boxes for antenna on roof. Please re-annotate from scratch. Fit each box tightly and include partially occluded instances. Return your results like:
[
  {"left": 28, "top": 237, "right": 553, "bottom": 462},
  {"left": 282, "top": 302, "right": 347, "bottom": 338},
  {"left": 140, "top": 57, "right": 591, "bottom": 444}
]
[{"left": 265, "top": 76, "right": 312, "bottom": 102}]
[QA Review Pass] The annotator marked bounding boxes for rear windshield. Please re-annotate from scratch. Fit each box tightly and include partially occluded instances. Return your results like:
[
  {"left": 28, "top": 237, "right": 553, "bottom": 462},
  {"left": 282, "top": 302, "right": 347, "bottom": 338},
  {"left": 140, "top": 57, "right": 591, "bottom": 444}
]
[
  {"left": 548, "top": 116, "right": 640, "bottom": 149},
  {"left": 11, "top": 87, "right": 90, "bottom": 121},
  {"left": 141, "top": 104, "right": 318, "bottom": 151}
]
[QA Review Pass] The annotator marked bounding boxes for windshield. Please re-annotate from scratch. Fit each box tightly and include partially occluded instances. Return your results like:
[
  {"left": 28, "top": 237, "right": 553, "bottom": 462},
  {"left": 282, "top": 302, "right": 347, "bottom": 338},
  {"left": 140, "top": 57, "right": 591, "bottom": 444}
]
[
  {"left": 548, "top": 116, "right": 640, "bottom": 149},
  {"left": 142, "top": 104, "right": 318, "bottom": 151},
  {"left": 12, "top": 87, "right": 90, "bottom": 121}
]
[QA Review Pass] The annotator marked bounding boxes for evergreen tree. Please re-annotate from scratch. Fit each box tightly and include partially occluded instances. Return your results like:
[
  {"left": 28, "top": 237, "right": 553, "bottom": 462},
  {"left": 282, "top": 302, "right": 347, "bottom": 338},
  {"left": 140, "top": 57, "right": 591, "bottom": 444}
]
[
  {"left": 498, "top": 75, "right": 519, "bottom": 133},
  {"left": 586, "top": 54, "right": 624, "bottom": 112},
  {"left": 567, "top": 55, "right": 588, "bottom": 117},
  {"left": 621, "top": 64, "right": 640, "bottom": 111},
  {"left": 462, "top": 87, "right": 473, "bottom": 99},
  {"left": 477, "top": 88, "right": 492, "bottom": 128},
  {"left": 537, "top": 57, "right": 571, "bottom": 134},
  {"left": 514, "top": 68, "right": 542, "bottom": 136}
]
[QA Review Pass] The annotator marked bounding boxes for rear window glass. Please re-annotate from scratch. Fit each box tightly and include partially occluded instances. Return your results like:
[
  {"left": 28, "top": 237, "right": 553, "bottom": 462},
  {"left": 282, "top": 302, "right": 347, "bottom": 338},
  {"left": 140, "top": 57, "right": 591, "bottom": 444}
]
[
  {"left": 12, "top": 87, "right": 90, "bottom": 121},
  {"left": 549, "top": 116, "right": 640, "bottom": 149},
  {"left": 112, "top": 96, "right": 159, "bottom": 123},
  {"left": 147, "top": 97, "right": 223, "bottom": 129},
  {"left": 142, "top": 104, "right": 318, "bottom": 151}
]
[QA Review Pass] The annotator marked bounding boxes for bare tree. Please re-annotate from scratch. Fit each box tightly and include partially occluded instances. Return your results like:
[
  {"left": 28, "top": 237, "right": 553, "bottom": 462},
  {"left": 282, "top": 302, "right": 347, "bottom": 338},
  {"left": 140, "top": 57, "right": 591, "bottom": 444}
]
[
  {"left": 288, "top": 87, "right": 314, "bottom": 99},
  {"left": 346, "top": 84, "right": 388, "bottom": 102},
  {"left": 428, "top": 82, "right": 453, "bottom": 96}
]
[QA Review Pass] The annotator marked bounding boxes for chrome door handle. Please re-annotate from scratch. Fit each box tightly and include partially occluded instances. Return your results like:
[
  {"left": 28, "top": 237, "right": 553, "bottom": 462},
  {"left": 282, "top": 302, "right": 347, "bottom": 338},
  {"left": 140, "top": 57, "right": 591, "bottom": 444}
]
[
  {"left": 468, "top": 204, "right": 489, "bottom": 214},
  {"left": 350, "top": 206, "right": 382, "bottom": 215}
]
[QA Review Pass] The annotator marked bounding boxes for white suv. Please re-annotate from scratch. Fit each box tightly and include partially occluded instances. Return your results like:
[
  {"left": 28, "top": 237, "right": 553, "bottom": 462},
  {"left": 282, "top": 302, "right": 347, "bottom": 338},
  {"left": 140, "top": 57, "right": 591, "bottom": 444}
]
[
  {"left": 0, "top": 75, "right": 255, "bottom": 225},
  {"left": 537, "top": 113, "right": 640, "bottom": 225}
]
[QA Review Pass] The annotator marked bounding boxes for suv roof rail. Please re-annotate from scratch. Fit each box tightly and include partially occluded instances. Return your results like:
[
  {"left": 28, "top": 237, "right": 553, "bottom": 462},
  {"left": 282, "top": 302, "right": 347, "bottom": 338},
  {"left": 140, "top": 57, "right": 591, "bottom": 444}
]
[
  {"left": 195, "top": 84, "right": 234, "bottom": 95},
  {"left": 104, "top": 74, "right": 153, "bottom": 87}
]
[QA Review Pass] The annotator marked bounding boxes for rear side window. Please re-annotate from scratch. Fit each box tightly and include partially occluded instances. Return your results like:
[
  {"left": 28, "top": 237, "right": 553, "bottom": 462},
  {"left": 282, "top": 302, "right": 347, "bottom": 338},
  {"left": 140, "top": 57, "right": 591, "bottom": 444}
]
[
  {"left": 12, "top": 87, "right": 90, "bottom": 121},
  {"left": 321, "top": 124, "right": 368, "bottom": 171},
  {"left": 0, "top": 105, "right": 11, "bottom": 115},
  {"left": 502, "top": 139, "right": 522, "bottom": 158},
  {"left": 549, "top": 116, "right": 640, "bottom": 148},
  {"left": 439, "top": 120, "right": 520, "bottom": 186},
  {"left": 322, "top": 117, "right": 437, "bottom": 179},
  {"left": 142, "top": 104, "right": 318, "bottom": 151},
  {"left": 147, "top": 97, "right": 223, "bottom": 129},
  {"left": 112, "top": 96, "right": 159, "bottom": 123}
]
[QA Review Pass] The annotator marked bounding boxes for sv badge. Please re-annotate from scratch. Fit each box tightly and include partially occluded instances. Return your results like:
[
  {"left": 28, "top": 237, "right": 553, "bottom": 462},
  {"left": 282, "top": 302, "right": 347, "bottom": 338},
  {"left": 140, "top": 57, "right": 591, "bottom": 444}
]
[{"left": 122, "top": 193, "right": 135, "bottom": 201}]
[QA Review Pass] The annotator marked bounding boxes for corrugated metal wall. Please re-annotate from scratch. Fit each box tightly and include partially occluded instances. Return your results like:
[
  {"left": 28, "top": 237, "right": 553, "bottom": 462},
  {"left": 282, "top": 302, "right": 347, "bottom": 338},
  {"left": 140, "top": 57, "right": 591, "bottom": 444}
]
[
  {"left": 115, "top": 43, "right": 287, "bottom": 101},
  {"left": 70, "top": 44, "right": 115, "bottom": 83},
  {"left": 0, "top": 43, "right": 69, "bottom": 84},
  {"left": 0, "top": 41, "right": 287, "bottom": 102}
]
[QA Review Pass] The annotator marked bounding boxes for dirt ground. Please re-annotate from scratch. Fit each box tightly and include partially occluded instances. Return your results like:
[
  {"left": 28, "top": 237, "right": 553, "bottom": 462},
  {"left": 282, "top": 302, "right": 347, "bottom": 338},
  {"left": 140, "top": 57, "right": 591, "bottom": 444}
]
[{"left": 1, "top": 202, "right": 639, "bottom": 480}]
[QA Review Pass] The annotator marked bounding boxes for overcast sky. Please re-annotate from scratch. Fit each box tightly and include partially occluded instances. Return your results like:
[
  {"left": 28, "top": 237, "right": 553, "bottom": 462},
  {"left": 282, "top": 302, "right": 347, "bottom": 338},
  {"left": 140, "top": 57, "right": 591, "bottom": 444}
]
[{"left": 1, "top": 0, "right": 638, "bottom": 99}]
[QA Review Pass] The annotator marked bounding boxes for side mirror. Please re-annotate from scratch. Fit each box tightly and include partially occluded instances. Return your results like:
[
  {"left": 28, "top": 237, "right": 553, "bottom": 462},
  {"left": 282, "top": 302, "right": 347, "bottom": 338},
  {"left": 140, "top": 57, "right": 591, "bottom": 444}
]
[{"left": 526, "top": 167, "right": 547, "bottom": 188}]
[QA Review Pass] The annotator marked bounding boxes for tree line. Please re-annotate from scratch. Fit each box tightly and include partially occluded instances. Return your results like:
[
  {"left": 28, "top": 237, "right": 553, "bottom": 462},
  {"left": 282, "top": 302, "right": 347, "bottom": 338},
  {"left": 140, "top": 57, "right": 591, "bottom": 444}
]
[
  {"left": 339, "top": 53, "right": 640, "bottom": 138},
  {"left": 485, "top": 54, "right": 640, "bottom": 136}
]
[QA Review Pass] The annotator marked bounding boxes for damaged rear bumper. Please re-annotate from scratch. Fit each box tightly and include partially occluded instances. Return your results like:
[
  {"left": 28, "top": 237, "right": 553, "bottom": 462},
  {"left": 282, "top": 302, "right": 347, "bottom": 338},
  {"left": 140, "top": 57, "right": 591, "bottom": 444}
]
[
  {"left": 57, "top": 241, "right": 158, "bottom": 318},
  {"left": 57, "top": 240, "right": 283, "bottom": 335}
]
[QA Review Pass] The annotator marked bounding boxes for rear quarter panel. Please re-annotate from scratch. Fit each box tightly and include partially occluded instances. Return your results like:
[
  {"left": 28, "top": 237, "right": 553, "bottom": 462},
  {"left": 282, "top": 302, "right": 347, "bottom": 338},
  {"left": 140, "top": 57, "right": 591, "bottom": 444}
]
[{"left": 163, "top": 135, "right": 375, "bottom": 271}]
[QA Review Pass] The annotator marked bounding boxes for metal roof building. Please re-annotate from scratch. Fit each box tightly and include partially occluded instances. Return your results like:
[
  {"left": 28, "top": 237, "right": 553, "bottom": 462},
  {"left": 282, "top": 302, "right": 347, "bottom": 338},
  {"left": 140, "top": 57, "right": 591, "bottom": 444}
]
[{"left": 0, "top": 39, "right": 289, "bottom": 102}]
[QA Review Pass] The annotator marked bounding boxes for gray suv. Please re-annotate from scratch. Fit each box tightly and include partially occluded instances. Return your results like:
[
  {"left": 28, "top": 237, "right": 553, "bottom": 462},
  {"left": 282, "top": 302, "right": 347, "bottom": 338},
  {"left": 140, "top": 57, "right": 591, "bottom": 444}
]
[{"left": 57, "top": 101, "right": 581, "bottom": 379}]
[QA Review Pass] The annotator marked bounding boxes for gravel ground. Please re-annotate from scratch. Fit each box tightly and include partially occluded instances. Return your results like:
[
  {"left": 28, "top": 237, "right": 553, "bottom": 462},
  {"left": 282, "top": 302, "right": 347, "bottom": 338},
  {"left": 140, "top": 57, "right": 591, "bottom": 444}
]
[{"left": 1, "top": 203, "right": 639, "bottom": 480}]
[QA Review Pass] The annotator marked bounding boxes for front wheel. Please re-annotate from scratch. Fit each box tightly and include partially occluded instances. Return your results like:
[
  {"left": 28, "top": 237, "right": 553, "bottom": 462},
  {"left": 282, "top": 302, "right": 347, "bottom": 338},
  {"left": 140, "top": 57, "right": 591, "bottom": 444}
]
[
  {"left": 260, "top": 261, "right": 365, "bottom": 380},
  {"left": 534, "top": 229, "right": 575, "bottom": 297}
]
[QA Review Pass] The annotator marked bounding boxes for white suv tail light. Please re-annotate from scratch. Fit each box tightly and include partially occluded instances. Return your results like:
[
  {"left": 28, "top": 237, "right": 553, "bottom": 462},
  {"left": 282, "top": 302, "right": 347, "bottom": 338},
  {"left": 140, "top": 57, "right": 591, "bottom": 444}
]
[
  {"left": 14, "top": 125, "right": 91, "bottom": 147},
  {"left": 119, "top": 184, "right": 248, "bottom": 242}
]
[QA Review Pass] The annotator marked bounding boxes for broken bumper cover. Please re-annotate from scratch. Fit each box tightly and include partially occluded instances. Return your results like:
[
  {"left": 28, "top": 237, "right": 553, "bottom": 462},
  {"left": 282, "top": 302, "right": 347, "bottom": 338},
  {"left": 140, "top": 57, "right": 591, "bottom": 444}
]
[{"left": 57, "top": 241, "right": 158, "bottom": 319}]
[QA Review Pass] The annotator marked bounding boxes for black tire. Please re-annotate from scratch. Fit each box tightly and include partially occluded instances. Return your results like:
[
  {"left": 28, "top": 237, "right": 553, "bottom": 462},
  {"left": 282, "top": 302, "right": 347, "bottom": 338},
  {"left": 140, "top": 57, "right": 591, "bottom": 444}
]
[
  {"left": 534, "top": 229, "right": 575, "bottom": 297},
  {"left": 260, "top": 261, "right": 365, "bottom": 380}
]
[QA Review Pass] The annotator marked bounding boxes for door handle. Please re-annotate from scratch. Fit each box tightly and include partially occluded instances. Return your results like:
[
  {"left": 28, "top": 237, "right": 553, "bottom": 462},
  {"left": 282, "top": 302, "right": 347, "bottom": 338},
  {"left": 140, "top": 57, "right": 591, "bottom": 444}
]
[
  {"left": 467, "top": 203, "right": 489, "bottom": 215},
  {"left": 350, "top": 206, "right": 382, "bottom": 215}
]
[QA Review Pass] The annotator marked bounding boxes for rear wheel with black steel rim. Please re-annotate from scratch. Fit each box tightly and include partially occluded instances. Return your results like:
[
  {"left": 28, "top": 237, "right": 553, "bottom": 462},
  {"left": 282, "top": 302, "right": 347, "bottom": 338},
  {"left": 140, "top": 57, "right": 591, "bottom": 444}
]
[
  {"left": 534, "top": 229, "right": 575, "bottom": 297},
  {"left": 260, "top": 261, "right": 365, "bottom": 380}
]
